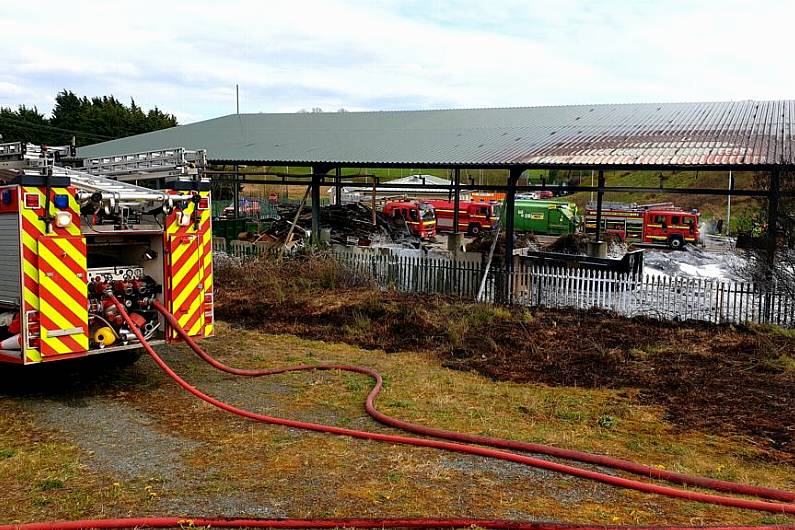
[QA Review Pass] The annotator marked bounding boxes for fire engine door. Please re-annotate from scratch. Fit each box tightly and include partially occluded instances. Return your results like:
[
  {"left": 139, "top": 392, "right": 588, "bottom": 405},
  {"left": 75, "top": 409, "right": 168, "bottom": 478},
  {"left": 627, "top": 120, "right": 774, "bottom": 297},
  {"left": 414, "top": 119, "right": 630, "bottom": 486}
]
[
  {"left": 37, "top": 236, "right": 89, "bottom": 356},
  {"left": 167, "top": 234, "right": 206, "bottom": 338}
]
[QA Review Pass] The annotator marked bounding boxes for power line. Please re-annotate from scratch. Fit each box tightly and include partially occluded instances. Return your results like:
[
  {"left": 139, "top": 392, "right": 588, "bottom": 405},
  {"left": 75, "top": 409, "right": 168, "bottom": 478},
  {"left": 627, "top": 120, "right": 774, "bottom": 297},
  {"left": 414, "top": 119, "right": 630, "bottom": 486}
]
[{"left": 0, "top": 115, "right": 117, "bottom": 141}]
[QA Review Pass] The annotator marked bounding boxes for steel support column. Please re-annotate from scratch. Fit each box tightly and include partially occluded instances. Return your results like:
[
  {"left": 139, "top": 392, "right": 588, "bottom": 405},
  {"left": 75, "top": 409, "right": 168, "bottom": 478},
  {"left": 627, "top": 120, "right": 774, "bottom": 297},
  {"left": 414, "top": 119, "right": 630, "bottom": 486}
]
[
  {"left": 505, "top": 168, "right": 521, "bottom": 271},
  {"left": 767, "top": 169, "right": 781, "bottom": 271},
  {"left": 453, "top": 168, "right": 461, "bottom": 233},
  {"left": 311, "top": 168, "right": 321, "bottom": 243},
  {"left": 233, "top": 164, "right": 240, "bottom": 219},
  {"left": 594, "top": 169, "right": 606, "bottom": 242},
  {"left": 335, "top": 167, "right": 342, "bottom": 205},
  {"left": 501, "top": 168, "right": 522, "bottom": 304}
]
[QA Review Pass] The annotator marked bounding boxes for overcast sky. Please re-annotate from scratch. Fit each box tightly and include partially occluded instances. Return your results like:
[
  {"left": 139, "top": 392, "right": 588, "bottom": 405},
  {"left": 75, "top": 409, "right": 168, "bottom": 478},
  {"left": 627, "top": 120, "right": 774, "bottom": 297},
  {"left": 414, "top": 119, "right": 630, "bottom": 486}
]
[{"left": 0, "top": 0, "right": 792, "bottom": 124}]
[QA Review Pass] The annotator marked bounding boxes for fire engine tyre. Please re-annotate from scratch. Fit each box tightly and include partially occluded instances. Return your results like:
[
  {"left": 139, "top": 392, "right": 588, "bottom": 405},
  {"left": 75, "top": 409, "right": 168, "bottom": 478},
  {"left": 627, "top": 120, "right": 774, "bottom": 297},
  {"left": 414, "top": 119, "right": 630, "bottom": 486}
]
[
  {"left": 468, "top": 223, "right": 481, "bottom": 235},
  {"left": 667, "top": 235, "right": 685, "bottom": 250}
]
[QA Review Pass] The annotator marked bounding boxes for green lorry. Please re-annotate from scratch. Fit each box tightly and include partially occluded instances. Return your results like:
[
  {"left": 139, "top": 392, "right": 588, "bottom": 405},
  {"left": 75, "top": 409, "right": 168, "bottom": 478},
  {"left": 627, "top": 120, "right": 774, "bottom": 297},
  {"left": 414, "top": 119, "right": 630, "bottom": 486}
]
[{"left": 501, "top": 199, "right": 579, "bottom": 235}]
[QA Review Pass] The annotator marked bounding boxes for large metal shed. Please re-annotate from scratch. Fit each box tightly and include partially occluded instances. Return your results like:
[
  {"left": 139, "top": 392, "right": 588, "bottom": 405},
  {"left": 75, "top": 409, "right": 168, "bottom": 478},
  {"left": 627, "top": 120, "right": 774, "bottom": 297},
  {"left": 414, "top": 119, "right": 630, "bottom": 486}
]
[{"left": 79, "top": 100, "right": 795, "bottom": 264}]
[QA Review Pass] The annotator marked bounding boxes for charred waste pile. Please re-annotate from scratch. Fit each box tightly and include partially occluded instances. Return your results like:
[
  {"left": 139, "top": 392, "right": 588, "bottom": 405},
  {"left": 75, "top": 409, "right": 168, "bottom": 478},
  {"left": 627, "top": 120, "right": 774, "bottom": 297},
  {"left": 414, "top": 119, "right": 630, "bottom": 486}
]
[{"left": 245, "top": 203, "right": 423, "bottom": 248}]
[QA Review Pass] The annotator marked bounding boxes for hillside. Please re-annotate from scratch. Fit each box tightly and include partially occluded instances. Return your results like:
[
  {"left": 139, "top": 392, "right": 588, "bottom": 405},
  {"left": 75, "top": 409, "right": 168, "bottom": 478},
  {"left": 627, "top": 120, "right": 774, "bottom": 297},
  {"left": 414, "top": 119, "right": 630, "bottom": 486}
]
[{"left": 565, "top": 170, "right": 762, "bottom": 226}]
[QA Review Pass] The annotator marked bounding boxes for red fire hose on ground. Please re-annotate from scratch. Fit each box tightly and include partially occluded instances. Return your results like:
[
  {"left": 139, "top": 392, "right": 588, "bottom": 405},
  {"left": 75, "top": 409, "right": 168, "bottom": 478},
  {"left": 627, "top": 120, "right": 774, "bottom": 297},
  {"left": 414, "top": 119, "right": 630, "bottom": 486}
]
[
  {"left": 4, "top": 298, "right": 793, "bottom": 530},
  {"left": 2, "top": 519, "right": 795, "bottom": 530},
  {"left": 153, "top": 295, "right": 793, "bottom": 500}
]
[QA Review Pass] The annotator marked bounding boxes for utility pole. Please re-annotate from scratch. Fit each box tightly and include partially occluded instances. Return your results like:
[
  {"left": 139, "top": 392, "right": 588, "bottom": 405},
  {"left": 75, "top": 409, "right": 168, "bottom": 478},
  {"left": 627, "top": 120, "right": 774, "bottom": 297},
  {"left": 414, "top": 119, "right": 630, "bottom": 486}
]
[{"left": 236, "top": 84, "right": 240, "bottom": 114}]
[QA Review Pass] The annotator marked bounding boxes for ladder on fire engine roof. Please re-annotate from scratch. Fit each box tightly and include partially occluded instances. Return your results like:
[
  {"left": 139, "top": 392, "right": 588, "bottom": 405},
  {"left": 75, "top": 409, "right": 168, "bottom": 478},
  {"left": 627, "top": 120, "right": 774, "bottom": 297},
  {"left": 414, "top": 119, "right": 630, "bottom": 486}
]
[
  {"left": 82, "top": 147, "right": 207, "bottom": 183},
  {"left": 587, "top": 201, "right": 676, "bottom": 211},
  {"left": 56, "top": 165, "right": 191, "bottom": 207},
  {"left": 0, "top": 142, "right": 196, "bottom": 210}
]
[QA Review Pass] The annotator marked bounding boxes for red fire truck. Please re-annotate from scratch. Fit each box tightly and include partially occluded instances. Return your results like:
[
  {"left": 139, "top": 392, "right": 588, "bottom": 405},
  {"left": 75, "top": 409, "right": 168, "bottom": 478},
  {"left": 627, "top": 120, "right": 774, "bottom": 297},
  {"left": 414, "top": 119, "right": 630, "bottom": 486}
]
[
  {"left": 425, "top": 200, "right": 498, "bottom": 234},
  {"left": 382, "top": 200, "right": 436, "bottom": 239},
  {"left": 585, "top": 202, "right": 700, "bottom": 250},
  {"left": 0, "top": 142, "right": 213, "bottom": 365}
]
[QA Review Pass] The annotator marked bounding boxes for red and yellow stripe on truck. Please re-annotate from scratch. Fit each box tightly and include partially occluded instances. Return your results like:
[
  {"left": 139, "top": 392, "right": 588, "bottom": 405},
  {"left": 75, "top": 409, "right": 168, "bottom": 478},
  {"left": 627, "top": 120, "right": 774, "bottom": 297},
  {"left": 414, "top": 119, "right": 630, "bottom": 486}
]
[
  {"left": 165, "top": 190, "right": 214, "bottom": 339},
  {"left": 16, "top": 185, "right": 88, "bottom": 362}
]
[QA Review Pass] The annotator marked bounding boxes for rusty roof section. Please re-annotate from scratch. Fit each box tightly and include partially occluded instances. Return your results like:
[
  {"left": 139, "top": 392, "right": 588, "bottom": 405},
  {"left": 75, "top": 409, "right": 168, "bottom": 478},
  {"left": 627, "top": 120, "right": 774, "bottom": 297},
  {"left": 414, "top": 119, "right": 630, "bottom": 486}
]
[{"left": 79, "top": 100, "right": 795, "bottom": 168}]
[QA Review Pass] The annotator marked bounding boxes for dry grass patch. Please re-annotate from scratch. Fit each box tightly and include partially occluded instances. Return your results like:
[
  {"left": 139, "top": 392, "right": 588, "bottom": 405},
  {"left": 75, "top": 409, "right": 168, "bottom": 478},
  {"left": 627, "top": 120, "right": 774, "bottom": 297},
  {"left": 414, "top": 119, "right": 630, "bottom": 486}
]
[
  {"left": 216, "top": 256, "right": 795, "bottom": 456},
  {"left": 3, "top": 321, "right": 793, "bottom": 525},
  {"left": 110, "top": 323, "right": 795, "bottom": 525}
]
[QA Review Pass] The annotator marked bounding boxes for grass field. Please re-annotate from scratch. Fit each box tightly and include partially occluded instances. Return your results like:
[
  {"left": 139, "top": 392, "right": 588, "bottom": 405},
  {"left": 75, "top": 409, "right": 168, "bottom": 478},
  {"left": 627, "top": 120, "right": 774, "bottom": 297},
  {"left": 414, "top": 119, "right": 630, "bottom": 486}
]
[{"left": 1, "top": 325, "right": 793, "bottom": 526}]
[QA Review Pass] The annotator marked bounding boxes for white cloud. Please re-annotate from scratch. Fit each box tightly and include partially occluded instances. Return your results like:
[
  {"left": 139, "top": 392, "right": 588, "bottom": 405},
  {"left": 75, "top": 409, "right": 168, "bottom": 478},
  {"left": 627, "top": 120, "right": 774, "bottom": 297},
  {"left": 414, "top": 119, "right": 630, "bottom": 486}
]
[{"left": 0, "top": 0, "right": 792, "bottom": 123}]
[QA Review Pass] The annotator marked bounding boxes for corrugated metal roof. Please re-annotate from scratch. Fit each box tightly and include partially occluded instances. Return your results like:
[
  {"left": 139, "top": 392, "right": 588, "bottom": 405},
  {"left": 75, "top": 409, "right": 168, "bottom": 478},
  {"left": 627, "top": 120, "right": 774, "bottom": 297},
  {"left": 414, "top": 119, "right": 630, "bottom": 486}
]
[{"left": 78, "top": 100, "right": 795, "bottom": 167}]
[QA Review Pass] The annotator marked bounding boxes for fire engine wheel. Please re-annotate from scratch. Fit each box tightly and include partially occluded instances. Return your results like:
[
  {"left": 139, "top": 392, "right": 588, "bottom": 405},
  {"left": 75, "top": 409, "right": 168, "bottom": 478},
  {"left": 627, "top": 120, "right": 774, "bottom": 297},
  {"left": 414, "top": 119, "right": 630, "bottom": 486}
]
[
  {"left": 468, "top": 223, "right": 481, "bottom": 235},
  {"left": 667, "top": 235, "right": 684, "bottom": 250}
]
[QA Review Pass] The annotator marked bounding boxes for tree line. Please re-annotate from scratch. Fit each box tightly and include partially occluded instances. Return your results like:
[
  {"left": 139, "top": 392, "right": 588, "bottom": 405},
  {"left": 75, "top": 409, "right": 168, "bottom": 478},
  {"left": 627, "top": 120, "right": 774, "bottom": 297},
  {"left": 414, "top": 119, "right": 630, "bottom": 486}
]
[{"left": 0, "top": 90, "right": 177, "bottom": 147}]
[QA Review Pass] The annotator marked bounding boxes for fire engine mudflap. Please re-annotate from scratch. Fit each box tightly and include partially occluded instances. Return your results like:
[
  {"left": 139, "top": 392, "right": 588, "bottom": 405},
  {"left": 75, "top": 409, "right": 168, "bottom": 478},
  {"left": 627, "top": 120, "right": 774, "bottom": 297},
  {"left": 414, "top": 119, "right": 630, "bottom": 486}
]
[{"left": 0, "top": 143, "right": 213, "bottom": 365}]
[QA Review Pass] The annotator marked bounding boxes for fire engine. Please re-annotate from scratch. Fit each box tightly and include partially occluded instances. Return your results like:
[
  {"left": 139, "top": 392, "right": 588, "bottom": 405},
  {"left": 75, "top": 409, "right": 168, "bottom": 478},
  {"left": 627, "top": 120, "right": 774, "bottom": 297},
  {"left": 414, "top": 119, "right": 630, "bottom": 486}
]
[
  {"left": 424, "top": 200, "right": 498, "bottom": 234},
  {"left": 382, "top": 200, "right": 436, "bottom": 239},
  {"left": 584, "top": 202, "right": 700, "bottom": 249},
  {"left": 0, "top": 142, "right": 213, "bottom": 365}
]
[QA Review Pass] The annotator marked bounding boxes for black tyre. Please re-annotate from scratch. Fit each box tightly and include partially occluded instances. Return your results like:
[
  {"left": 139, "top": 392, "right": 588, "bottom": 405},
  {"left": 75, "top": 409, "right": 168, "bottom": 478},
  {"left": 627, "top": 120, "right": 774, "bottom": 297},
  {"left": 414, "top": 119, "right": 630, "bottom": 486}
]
[
  {"left": 468, "top": 223, "right": 481, "bottom": 235},
  {"left": 668, "top": 235, "right": 684, "bottom": 250}
]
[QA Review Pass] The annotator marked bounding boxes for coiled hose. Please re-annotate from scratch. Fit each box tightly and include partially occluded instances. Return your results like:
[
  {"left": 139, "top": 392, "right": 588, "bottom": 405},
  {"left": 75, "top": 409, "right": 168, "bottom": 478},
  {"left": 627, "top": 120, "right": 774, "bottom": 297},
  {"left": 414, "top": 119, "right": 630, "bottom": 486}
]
[{"left": 5, "top": 298, "right": 792, "bottom": 530}]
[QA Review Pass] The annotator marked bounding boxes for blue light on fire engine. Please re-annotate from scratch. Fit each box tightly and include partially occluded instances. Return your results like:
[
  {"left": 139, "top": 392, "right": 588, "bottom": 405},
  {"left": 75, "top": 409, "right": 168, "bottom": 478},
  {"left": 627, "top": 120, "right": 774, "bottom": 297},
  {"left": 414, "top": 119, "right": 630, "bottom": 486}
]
[{"left": 53, "top": 194, "right": 69, "bottom": 209}]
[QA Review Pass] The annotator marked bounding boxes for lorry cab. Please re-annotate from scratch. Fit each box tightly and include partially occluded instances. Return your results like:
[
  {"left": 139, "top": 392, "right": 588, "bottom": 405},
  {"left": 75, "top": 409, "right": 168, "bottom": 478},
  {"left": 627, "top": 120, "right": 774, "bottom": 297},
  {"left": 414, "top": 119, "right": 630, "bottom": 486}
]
[
  {"left": 507, "top": 199, "right": 578, "bottom": 236},
  {"left": 643, "top": 209, "right": 699, "bottom": 249},
  {"left": 382, "top": 200, "right": 436, "bottom": 239},
  {"left": 425, "top": 200, "right": 498, "bottom": 234}
]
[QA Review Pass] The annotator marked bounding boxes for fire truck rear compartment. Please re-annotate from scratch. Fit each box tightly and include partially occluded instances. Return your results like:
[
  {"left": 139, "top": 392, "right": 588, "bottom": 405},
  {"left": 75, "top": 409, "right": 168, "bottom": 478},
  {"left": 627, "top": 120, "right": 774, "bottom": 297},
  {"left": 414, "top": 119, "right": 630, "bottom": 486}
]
[{"left": 85, "top": 234, "right": 166, "bottom": 354}]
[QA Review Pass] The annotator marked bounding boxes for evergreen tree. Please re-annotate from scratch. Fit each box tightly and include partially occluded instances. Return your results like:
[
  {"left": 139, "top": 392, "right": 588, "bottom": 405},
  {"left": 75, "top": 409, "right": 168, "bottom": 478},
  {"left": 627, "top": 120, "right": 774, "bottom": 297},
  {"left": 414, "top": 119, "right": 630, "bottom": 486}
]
[{"left": 0, "top": 89, "right": 178, "bottom": 147}]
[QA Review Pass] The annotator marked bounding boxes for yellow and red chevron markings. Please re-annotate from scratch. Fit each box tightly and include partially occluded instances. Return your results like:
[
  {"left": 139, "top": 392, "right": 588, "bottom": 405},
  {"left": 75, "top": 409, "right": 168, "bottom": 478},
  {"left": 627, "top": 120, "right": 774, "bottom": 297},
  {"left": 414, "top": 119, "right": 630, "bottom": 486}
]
[
  {"left": 37, "top": 236, "right": 89, "bottom": 355},
  {"left": 19, "top": 186, "right": 87, "bottom": 361},
  {"left": 165, "top": 192, "right": 213, "bottom": 339}
]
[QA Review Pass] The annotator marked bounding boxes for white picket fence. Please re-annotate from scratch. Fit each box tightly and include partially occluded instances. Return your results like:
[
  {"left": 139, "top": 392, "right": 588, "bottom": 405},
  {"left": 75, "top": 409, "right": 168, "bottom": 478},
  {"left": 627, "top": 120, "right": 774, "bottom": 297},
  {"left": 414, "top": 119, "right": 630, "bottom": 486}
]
[
  {"left": 211, "top": 239, "right": 794, "bottom": 327},
  {"left": 334, "top": 249, "right": 487, "bottom": 299},
  {"left": 213, "top": 237, "right": 274, "bottom": 258},
  {"left": 511, "top": 265, "right": 794, "bottom": 327},
  {"left": 332, "top": 248, "right": 795, "bottom": 327}
]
